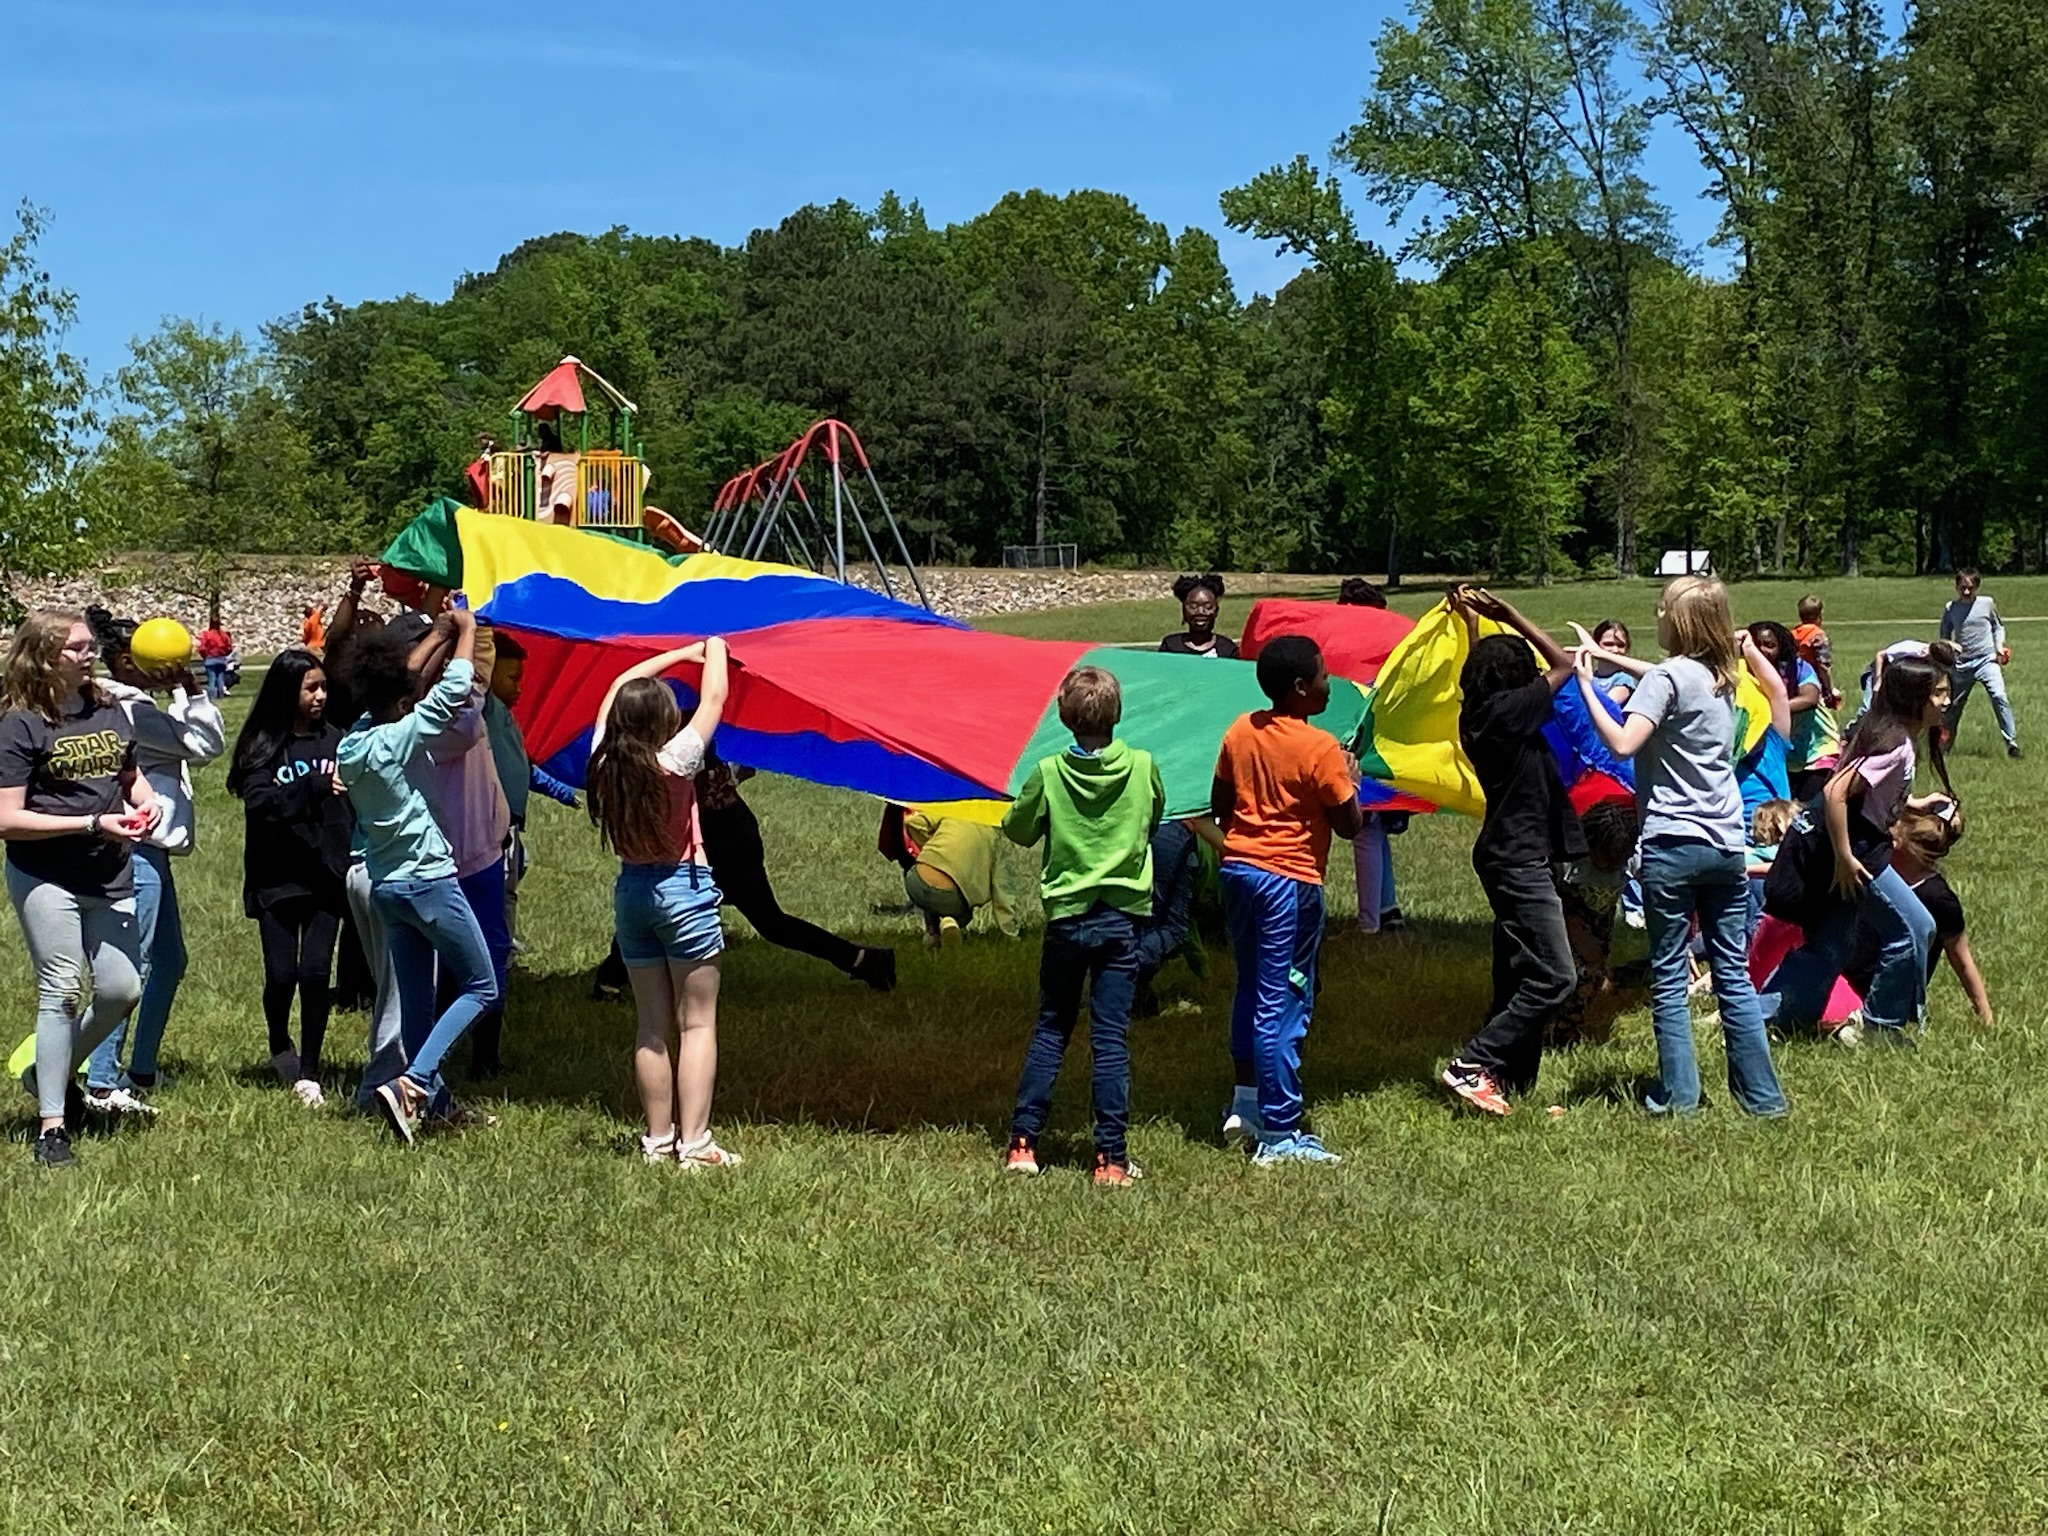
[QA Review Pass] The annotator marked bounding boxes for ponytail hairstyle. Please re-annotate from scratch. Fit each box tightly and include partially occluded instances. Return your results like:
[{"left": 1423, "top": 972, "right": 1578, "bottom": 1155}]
[
  {"left": 1836, "top": 657, "right": 1956, "bottom": 805},
  {"left": 1745, "top": 619, "right": 1801, "bottom": 695},
  {"left": 3, "top": 608, "right": 108, "bottom": 722},
  {"left": 227, "top": 649, "right": 325, "bottom": 798},
  {"left": 587, "top": 677, "right": 684, "bottom": 861},
  {"left": 1659, "top": 576, "right": 1742, "bottom": 696},
  {"left": 1894, "top": 804, "right": 1964, "bottom": 864}
]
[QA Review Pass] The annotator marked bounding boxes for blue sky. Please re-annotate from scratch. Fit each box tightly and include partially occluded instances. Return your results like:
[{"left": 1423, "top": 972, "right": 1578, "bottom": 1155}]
[{"left": 11, "top": 0, "right": 1730, "bottom": 378}]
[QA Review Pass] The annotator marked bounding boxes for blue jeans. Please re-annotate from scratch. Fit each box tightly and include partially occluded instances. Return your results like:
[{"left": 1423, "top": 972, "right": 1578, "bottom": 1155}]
[
  {"left": 86, "top": 844, "right": 186, "bottom": 1087},
  {"left": 372, "top": 875, "right": 498, "bottom": 1101},
  {"left": 1947, "top": 657, "right": 2017, "bottom": 749},
  {"left": 1221, "top": 862, "right": 1325, "bottom": 1138},
  {"left": 1132, "top": 821, "right": 1198, "bottom": 979},
  {"left": 347, "top": 860, "right": 407, "bottom": 1112},
  {"left": 1352, "top": 813, "right": 1398, "bottom": 931},
  {"left": 202, "top": 657, "right": 229, "bottom": 698},
  {"left": 1641, "top": 838, "right": 1787, "bottom": 1116},
  {"left": 456, "top": 860, "right": 511, "bottom": 1070},
  {"left": 1010, "top": 904, "right": 1138, "bottom": 1159},
  {"left": 1761, "top": 863, "right": 1934, "bottom": 1034}
]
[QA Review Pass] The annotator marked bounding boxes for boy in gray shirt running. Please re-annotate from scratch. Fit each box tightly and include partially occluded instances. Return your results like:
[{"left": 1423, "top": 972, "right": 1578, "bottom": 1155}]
[{"left": 1940, "top": 568, "right": 2019, "bottom": 758}]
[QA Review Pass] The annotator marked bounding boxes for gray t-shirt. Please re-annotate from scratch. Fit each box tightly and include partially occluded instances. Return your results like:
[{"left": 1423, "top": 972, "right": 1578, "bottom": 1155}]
[
  {"left": 1941, "top": 595, "right": 2003, "bottom": 664},
  {"left": 1625, "top": 657, "right": 1745, "bottom": 853}
]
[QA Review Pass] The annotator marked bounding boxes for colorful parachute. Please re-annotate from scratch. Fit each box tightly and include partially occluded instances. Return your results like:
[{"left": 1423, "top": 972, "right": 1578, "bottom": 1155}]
[{"left": 380, "top": 508, "right": 1371, "bottom": 822}]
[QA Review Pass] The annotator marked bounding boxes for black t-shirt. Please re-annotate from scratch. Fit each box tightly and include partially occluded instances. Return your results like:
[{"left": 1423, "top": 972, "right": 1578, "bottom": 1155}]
[
  {"left": 239, "top": 725, "right": 355, "bottom": 915},
  {"left": 1844, "top": 871, "right": 1963, "bottom": 994},
  {"left": 0, "top": 694, "right": 138, "bottom": 899},
  {"left": 1159, "top": 632, "right": 1240, "bottom": 659},
  {"left": 1461, "top": 677, "right": 1587, "bottom": 869}
]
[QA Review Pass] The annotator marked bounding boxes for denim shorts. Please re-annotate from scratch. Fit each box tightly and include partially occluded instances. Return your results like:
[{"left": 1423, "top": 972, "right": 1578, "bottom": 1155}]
[{"left": 614, "top": 861, "right": 724, "bottom": 967}]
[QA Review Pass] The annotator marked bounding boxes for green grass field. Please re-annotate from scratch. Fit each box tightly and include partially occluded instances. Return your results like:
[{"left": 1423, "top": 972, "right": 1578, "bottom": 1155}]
[{"left": 6, "top": 576, "right": 2047, "bottom": 1534}]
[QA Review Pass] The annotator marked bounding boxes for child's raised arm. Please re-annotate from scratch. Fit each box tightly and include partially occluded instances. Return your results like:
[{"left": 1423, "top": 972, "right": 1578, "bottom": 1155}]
[
  {"left": 1573, "top": 650, "right": 1657, "bottom": 758},
  {"left": 1460, "top": 586, "right": 1572, "bottom": 690},
  {"left": 592, "top": 640, "right": 720, "bottom": 749}
]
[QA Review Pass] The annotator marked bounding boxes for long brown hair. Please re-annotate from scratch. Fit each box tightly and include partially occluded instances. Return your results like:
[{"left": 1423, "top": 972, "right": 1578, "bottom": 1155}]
[
  {"left": 4, "top": 609, "right": 108, "bottom": 722},
  {"left": 1659, "top": 576, "right": 1742, "bottom": 696},
  {"left": 587, "top": 678, "right": 684, "bottom": 861},
  {"left": 1834, "top": 656, "right": 1957, "bottom": 806}
]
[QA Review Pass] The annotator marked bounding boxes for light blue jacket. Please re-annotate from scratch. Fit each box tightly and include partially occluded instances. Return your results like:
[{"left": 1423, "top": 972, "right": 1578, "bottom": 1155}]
[{"left": 338, "top": 659, "right": 473, "bottom": 884}]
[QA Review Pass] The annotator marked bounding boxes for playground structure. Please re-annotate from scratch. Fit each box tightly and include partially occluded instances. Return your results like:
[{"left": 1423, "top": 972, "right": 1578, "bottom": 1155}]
[
  {"left": 476, "top": 357, "right": 697, "bottom": 551},
  {"left": 704, "top": 419, "right": 931, "bottom": 609}
]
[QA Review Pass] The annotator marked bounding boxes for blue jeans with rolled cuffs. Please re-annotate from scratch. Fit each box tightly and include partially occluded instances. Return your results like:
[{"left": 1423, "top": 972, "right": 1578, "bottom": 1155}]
[
  {"left": 1640, "top": 837, "right": 1787, "bottom": 1116},
  {"left": 373, "top": 875, "right": 498, "bottom": 1103}
]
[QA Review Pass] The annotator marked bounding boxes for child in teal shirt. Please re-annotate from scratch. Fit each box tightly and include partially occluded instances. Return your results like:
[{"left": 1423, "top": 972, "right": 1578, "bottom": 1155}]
[
  {"left": 1000, "top": 666, "right": 1163, "bottom": 1186},
  {"left": 335, "top": 602, "right": 499, "bottom": 1145}
]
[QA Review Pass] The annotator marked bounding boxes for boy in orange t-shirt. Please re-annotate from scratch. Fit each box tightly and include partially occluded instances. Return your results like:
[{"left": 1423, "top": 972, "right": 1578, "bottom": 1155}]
[{"left": 1208, "top": 635, "right": 1362, "bottom": 1165}]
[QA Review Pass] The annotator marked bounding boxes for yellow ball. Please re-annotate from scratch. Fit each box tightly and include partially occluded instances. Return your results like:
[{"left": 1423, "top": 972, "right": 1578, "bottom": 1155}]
[{"left": 129, "top": 617, "right": 194, "bottom": 671}]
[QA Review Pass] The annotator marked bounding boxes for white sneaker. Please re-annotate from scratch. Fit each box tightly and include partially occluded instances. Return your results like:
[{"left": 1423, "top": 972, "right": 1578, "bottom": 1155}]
[
  {"left": 292, "top": 1079, "right": 325, "bottom": 1109},
  {"left": 1221, "top": 1093, "right": 1263, "bottom": 1147},
  {"left": 641, "top": 1131, "right": 677, "bottom": 1164},
  {"left": 677, "top": 1134, "right": 743, "bottom": 1170},
  {"left": 84, "top": 1084, "right": 159, "bottom": 1117}
]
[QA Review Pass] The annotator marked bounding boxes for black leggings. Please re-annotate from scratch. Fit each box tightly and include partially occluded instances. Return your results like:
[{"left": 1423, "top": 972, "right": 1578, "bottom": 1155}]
[
  {"left": 256, "top": 896, "right": 342, "bottom": 1079},
  {"left": 700, "top": 804, "right": 861, "bottom": 973}
]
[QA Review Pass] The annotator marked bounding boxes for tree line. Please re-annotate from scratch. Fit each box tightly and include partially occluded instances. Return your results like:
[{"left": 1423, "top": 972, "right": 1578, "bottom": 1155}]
[{"left": 3, "top": 0, "right": 2045, "bottom": 596}]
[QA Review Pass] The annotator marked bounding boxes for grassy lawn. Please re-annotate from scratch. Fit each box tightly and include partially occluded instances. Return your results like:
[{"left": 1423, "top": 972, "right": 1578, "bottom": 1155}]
[{"left": 5, "top": 577, "right": 2046, "bottom": 1533}]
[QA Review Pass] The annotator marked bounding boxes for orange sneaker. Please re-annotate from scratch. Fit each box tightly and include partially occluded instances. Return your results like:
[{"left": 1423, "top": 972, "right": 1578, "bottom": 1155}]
[
  {"left": 1091, "top": 1152, "right": 1144, "bottom": 1187},
  {"left": 1003, "top": 1135, "right": 1040, "bottom": 1176}
]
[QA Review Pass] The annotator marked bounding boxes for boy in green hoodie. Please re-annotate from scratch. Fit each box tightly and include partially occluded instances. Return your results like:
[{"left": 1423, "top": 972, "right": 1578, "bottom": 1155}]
[{"left": 1000, "top": 666, "right": 1164, "bottom": 1186}]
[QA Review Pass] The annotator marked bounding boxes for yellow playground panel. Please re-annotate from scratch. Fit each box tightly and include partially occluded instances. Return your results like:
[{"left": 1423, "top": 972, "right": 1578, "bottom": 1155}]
[{"left": 481, "top": 356, "right": 652, "bottom": 540}]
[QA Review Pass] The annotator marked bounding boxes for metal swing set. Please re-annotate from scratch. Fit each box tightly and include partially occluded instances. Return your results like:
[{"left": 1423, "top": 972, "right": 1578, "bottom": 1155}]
[{"left": 703, "top": 418, "right": 931, "bottom": 610}]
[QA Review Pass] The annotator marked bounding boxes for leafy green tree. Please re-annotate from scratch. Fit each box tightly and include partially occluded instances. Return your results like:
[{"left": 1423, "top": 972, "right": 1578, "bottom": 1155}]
[
  {"left": 1341, "top": 0, "right": 1669, "bottom": 573},
  {"left": 0, "top": 204, "right": 97, "bottom": 617}
]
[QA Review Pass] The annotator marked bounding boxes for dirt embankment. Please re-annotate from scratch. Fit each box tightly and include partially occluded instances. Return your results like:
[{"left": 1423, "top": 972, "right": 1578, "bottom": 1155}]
[{"left": 8, "top": 554, "right": 1348, "bottom": 655}]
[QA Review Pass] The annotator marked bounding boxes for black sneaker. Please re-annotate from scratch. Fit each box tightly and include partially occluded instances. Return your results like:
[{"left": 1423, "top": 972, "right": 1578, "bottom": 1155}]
[
  {"left": 850, "top": 946, "right": 897, "bottom": 993},
  {"left": 2009, "top": 744, "right": 2023, "bottom": 760},
  {"left": 1380, "top": 906, "right": 1407, "bottom": 932},
  {"left": 33, "top": 1127, "right": 75, "bottom": 1169}
]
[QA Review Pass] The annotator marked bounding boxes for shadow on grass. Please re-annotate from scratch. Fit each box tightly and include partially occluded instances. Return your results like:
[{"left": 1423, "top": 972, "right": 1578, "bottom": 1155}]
[{"left": 457, "top": 913, "right": 1507, "bottom": 1148}]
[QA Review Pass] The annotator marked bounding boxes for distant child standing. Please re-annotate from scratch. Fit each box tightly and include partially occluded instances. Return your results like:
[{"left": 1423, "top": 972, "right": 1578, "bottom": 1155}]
[
  {"left": 1574, "top": 578, "right": 1788, "bottom": 1116},
  {"left": 228, "top": 649, "right": 354, "bottom": 1107},
  {"left": 1439, "top": 587, "right": 1585, "bottom": 1115},
  {"left": 1001, "top": 667, "right": 1163, "bottom": 1186},
  {"left": 1941, "top": 568, "right": 2019, "bottom": 758},
  {"left": 1792, "top": 595, "right": 1840, "bottom": 707},
  {"left": 1209, "top": 635, "right": 1363, "bottom": 1165},
  {"left": 587, "top": 639, "right": 737, "bottom": 1168}
]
